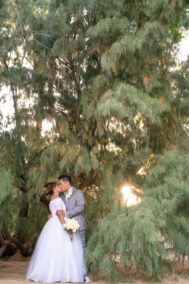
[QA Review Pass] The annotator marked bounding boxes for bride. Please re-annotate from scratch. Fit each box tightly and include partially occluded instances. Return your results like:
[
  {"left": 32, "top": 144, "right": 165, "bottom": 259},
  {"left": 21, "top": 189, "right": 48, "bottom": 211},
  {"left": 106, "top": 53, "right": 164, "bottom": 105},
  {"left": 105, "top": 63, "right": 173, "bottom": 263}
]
[{"left": 26, "top": 182, "right": 84, "bottom": 283}]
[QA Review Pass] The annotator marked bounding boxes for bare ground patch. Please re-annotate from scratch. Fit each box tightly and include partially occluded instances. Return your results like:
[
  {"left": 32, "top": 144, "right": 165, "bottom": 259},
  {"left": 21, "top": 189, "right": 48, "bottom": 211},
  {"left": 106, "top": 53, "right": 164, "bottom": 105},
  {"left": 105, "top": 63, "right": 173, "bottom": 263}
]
[{"left": 0, "top": 252, "right": 189, "bottom": 284}]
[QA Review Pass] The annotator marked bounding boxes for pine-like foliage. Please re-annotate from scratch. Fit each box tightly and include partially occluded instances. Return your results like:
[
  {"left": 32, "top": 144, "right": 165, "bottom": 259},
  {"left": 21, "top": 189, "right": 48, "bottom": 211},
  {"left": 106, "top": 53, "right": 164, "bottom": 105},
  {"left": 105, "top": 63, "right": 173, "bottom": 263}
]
[
  {"left": 0, "top": 0, "right": 189, "bottom": 280},
  {"left": 86, "top": 150, "right": 189, "bottom": 280},
  {"left": 0, "top": 163, "right": 13, "bottom": 229}
]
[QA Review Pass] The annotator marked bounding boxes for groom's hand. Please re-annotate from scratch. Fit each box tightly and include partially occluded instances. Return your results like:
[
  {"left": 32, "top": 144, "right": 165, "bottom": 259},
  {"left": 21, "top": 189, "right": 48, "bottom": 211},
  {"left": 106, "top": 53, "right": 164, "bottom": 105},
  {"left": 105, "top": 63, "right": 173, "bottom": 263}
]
[{"left": 48, "top": 214, "right": 52, "bottom": 219}]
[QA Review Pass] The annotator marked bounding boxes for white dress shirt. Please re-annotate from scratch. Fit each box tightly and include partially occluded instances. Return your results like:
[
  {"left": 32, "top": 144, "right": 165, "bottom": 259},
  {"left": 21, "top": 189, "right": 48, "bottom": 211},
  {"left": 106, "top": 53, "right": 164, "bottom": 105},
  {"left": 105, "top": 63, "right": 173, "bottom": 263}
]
[{"left": 65, "top": 187, "right": 73, "bottom": 200}]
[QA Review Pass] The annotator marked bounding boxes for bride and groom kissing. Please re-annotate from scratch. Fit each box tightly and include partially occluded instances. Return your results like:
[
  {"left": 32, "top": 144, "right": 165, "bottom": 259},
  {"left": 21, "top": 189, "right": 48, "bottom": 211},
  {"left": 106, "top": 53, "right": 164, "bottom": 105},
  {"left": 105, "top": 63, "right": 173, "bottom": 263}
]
[{"left": 26, "top": 174, "right": 91, "bottom": 283}]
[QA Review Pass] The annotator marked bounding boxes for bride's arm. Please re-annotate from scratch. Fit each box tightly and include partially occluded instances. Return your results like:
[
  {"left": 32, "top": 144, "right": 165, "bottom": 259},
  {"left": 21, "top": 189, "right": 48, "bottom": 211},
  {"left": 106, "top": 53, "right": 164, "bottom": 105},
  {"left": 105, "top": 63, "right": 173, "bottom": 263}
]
[
  {"left": 56, "top": 210, "right": 73, "bottom": 238},
  {"left": 56, "top": 210, "right": 65, "bottom": 224},
  {"left": 48, "top": 210, "right": 65, "bottom": 220}
]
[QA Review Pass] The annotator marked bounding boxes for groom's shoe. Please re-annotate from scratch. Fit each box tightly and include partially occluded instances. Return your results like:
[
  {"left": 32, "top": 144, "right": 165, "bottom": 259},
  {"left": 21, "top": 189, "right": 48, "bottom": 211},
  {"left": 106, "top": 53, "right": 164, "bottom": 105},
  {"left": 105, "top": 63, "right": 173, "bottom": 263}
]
[{"left": 84, "top": 276, "right": 91, "bottom": 282}]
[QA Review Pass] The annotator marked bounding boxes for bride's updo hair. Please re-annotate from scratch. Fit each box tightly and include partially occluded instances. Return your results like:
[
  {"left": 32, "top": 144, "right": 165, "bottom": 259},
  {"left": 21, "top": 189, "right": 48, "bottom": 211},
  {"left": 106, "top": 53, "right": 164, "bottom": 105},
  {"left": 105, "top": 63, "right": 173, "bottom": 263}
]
[{"left": 44, "top": 182, "right": 57, "bottom": 196}]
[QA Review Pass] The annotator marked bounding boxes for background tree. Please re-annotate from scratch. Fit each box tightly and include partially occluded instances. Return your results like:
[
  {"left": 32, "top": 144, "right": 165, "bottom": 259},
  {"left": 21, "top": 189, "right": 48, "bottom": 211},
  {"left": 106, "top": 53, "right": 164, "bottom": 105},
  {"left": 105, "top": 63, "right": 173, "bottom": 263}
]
[
  {"left": 0, "top": 0, "right": 188, "bottom": 281},
  {"left": 0, "top": 0, "right": 49, "bottom": 253}
]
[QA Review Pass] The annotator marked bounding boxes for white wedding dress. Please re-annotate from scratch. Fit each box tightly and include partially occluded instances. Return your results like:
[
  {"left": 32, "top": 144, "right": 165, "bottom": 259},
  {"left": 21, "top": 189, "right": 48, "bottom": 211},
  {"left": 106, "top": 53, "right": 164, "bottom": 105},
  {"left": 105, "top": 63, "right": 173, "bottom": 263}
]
[{"left": 26, "top": 197, "right": 84, "bottom": 283}]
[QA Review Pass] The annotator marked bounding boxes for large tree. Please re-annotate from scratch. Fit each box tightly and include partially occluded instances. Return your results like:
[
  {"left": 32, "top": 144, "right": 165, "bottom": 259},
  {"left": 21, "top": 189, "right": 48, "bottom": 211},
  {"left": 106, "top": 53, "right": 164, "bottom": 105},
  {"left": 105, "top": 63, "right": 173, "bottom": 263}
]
[{"left": 0, "top": 0, "right": 188, "bottom": 281}]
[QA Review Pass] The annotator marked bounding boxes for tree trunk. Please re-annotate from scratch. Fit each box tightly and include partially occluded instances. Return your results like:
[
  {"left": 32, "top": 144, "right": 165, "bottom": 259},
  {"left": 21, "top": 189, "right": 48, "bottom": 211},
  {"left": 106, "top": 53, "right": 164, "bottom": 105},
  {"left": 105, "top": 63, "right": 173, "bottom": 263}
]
[
  {"left": 0, "top": 240, "right": 12, "bottom": 258},
  {"left": 0, "top": 222, "right": 16, "bottom": 257},
  {"left": 0, "top": 221, "right": 29, "bottom": 258},
  {"left": 1, "top": 221, "right": 11, "bottom": 239},
  {"left": 19, "top": 192, "right": 29, "bottom": 218},
  {"left": 10, "top": 237, "right": 29, "bottom": 256}
]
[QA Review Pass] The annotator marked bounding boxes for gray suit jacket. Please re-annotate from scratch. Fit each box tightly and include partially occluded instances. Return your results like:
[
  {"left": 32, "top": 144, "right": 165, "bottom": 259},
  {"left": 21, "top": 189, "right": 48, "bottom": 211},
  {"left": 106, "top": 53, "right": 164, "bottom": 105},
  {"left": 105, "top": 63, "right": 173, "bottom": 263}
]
[{"left": 61, "top": 187, "right": 87, "bottom": 231}]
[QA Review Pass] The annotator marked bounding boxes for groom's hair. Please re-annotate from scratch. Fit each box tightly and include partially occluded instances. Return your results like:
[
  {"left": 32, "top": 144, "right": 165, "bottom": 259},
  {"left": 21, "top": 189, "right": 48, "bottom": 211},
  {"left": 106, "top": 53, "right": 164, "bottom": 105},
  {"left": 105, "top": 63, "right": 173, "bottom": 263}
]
[{"left": 58, "top": 174, "right": 72, "bottom": 185}]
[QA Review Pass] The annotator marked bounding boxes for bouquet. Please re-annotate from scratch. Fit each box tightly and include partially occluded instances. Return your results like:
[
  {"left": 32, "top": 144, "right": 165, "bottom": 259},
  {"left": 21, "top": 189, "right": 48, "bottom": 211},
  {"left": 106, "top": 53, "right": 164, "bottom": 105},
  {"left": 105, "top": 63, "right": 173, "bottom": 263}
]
[{"left": 63, "top": 218, "right": 80, "bottom": 240}]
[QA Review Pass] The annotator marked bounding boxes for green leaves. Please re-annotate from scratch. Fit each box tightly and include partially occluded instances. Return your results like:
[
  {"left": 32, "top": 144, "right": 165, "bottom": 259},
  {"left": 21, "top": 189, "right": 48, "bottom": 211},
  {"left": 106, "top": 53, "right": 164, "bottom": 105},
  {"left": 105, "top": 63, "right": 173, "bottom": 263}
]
[
  {"left": 86, "top": 150, "right": 189, "bottom": 279},
  {"left": 98, "top": 83, "right": 170, "bottom": 123},
  {"left": 0, "top": 0, "right": 189, "bottom": 279},
  {"left": 87, "top": 17, "right": 129, "bottom": 47},
  {"left": 0, "top": 166, "right": 13, "bottom": 226}
]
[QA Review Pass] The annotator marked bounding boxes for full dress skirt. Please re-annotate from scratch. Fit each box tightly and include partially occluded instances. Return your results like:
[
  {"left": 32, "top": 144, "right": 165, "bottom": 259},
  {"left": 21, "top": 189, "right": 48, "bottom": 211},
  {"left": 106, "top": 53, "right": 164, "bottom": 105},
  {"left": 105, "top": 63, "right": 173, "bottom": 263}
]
[{"left": 26, "top": 198, "right": 84, "bottom": 283}]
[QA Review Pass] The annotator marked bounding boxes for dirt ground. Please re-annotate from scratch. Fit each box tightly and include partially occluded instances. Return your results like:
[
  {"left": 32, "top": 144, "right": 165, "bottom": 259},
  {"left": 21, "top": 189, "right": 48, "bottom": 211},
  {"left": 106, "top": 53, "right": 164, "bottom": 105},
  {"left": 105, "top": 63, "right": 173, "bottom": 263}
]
[{"left": 0, "top": 253, "right": 189, "bottom": 284}]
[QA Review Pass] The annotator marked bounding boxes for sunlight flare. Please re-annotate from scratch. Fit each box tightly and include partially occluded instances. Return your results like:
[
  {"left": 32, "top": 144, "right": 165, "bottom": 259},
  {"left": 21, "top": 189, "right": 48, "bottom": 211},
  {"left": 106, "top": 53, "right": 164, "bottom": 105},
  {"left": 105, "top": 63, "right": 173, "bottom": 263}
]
[{"left": 122, "top": 185, "right": 141, "bottom": 207}]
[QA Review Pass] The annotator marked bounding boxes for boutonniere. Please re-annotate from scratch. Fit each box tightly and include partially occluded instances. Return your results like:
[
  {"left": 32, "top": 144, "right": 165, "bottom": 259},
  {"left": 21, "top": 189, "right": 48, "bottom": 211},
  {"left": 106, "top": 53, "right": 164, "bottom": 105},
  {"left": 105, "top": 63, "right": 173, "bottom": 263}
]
[{"left": 67, "top": 191, "right": 73, "bottom": 199}]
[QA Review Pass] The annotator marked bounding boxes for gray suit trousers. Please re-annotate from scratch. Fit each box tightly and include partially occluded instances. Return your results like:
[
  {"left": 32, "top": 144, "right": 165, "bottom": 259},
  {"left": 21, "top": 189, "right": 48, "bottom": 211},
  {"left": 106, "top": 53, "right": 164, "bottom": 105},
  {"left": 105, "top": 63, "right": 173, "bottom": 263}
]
[
  {"left": 79, "top": 229, "right": 88, "bottom": 278},
  {"left": 79, "top": 230, "right": 86, "bottom": 250}
]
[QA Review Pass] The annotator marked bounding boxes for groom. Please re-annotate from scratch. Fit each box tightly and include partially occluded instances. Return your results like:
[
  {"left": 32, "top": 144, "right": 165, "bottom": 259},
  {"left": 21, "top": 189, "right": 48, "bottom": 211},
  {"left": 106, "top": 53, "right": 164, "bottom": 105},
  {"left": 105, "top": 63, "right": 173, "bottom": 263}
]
[{"left": 58, "top": 174, "right": 90, "bottom": 283}]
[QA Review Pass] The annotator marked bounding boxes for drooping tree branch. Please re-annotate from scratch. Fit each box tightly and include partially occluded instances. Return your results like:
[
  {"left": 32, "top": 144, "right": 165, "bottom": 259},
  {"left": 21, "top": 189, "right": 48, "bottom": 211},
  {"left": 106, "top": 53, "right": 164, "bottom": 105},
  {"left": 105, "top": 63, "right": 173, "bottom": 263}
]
[{"left": 69, "top": 57, "right": 81, "bottom": 100}]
